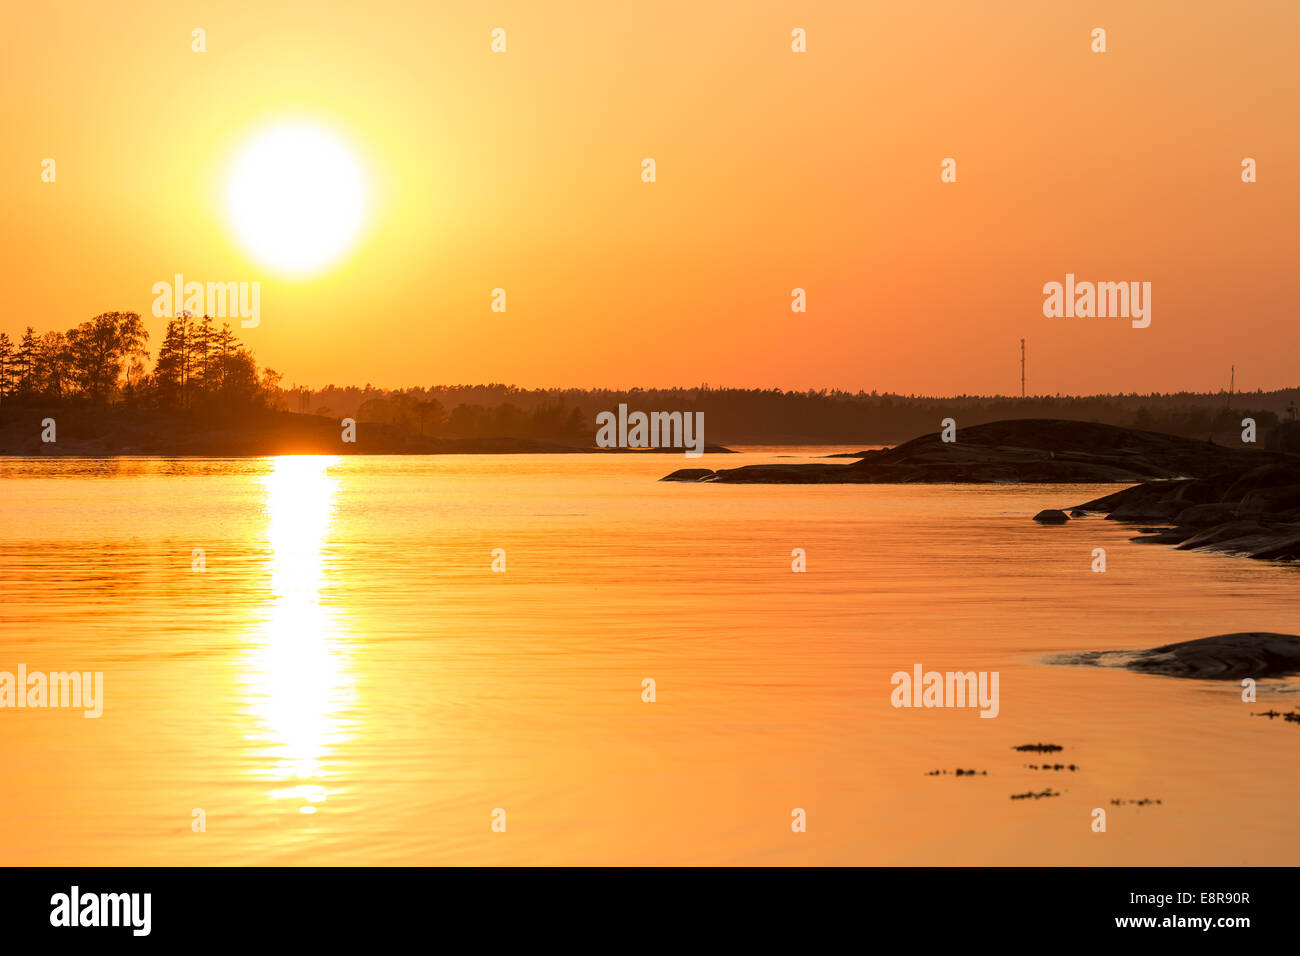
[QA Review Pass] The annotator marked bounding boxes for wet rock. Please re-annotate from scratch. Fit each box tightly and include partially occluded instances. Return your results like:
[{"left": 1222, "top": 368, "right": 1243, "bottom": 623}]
[
  {"left": 1108, "top": 501, "right": 1181, "bottom": 521},
  {"left": 1223, "top": 463, "right": 1300, "bottom": 499},
  {"left": 659, "top": 468, "right": 716, "bottom": 482},
  {"left": 1131, "top": 528, "right": 1195, "bottom": 544},
  {"left": 1033, "top": 509, "right": 1070, "bottom": 524},
  {"left": 1067, "top": 456, "right": 1300, "bottom": 563},
  {"left": 1247, "top": 532, "right": 1300, "bottom": 561},
  {"left": 1238, "top": 484, "right": 1300, "bottom": 515},
  {"left": 1174, "top": 519, "right": 1269, "bottom": 550},
  {"left": 1172, "top": 502, "right": 1240, "bottom": 526},
  {"left": 1062, "top": 632, "right": 1300, "bottom": 680}
]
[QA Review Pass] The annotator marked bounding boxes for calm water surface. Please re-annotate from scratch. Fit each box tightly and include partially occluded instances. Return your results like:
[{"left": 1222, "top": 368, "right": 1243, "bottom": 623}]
[{"left": 1, "top": 449, "right": 1297, "bottom": 864}]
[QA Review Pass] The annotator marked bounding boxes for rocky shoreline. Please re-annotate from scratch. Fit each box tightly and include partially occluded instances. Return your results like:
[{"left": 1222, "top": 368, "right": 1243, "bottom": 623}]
[
  {"left": 1059, "top": 460, "right": 1300, "bottom": 561},
  {"left": 1052, "top": 633, "right": 1300, "bottom": 680},
  {"left": 0, "top": 407, "right": 734, "bottom": 456},
  {"left": 663, "top": 418, "right": 1298, "bottom": 484},
  {"left": 663, "top": 418, "right": 1300, "bottom": 564}
]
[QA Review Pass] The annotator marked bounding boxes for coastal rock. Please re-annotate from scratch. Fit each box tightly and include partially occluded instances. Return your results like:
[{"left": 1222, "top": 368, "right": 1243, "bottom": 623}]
[
  {"left": 827, "top": 448, "right": 891, "bottom": 458},
  {"left": 1066, "top": 454, "right": 1300, "bottom": 563},
  {"left": 1265, "top": 420, "right": 1300, "bottom": 453},
  {"left": 660, "top": 468, "right": 715, "bottom": 482},
  {"left": 668, "top": 419, "right": 1286, "bottom": 485},
  {"left": 1222, "top": 463, "right": 1299, "bottom": 500},
  {"left": 1172, "top": 502, "right": 1240, "bottom": 526},
  {"left": 1247, "top": 532, "right": 1300, "bottom": 561},
  {"left": 651, "top": 417, "right": 1300, "bottom": 568},
  {"left": 1238, "top": 484, "right": 1300, "bottom": 515},
  {"left": 1127, "top": 633, "right": 1300, "bottom": 680},
  {"left": 1056, "top": 632, "right": 1300, "bottom": 680},
  {"left": 710, "top": 463, "right": 860, "bottom": 484},
  {"left": 1174, "top": 520, "right": 1269, "bottom": 550},
  {"left": 1108, "top": 501, "right": 1181, "bottom": 521},
  {"left": 1131, "top": 528, "right": 1194, "bottom": 544}
]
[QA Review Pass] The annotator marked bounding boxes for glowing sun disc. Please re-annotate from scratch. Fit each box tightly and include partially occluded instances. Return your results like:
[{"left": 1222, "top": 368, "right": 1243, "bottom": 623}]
[{"left": 225, "top": 121, "right": 367, "bottom": 275}]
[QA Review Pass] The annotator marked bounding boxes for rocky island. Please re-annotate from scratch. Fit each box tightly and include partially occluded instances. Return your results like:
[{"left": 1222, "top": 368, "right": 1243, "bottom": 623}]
[
  {"left": 663, "top": 418, "right": 1299, "bottom": 484},
  {"left": 662, "top": 418, "right": 1300, "bottom": 563}
]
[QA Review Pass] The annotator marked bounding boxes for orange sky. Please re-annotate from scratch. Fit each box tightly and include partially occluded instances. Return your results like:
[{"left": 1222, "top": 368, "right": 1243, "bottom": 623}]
[{"left": 2, "top": 0, "right": 1297, "bottom": 394}]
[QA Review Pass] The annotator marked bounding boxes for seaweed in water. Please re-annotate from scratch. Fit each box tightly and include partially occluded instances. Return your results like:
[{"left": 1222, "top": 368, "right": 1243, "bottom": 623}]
[{"left": 925, "top": 769, "right": 988, "bottom": 776}]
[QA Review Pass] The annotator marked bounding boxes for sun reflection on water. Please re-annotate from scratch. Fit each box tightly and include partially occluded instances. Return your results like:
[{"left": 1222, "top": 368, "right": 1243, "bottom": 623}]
[{"left": 242, "top": 456, "right": 356, "bottom": 815}]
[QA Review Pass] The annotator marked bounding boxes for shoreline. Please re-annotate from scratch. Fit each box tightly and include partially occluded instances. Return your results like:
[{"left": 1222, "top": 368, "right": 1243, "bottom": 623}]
[
  {"left": 660, "top": 418, "right": 1300, "bottom": 563},
  {"left": 0, "top": 406, "right": 735, "bottom": 457},
  {"left": 662, "top": 418, "right": 1300, "bottom": 484}
]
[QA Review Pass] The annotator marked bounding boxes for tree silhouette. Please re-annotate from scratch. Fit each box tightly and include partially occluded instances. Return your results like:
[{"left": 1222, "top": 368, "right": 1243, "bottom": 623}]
[
  {"left": 1, "top": 311, "right": 272, "bottom": 415},
  {"left": 0, "top": 333, "right": 12, "bottom": 403},
  {"left": 66, "top": 312, "right": 150, "bottom": 404}
]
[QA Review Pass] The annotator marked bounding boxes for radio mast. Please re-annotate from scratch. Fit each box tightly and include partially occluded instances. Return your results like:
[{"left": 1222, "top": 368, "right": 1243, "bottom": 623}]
[{"left": 1020, "top": 339, "right": 1026, "bottom": 398}]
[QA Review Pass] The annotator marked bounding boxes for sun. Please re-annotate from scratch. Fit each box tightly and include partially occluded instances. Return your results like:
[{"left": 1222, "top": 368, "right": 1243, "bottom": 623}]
[{"left": 225, "top": 121, "right": 368, "bottom": 276}]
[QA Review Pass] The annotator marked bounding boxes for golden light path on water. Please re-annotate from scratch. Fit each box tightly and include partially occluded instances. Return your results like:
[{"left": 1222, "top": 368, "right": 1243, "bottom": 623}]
[{"left": 243, "top": 456, "right": 356, "bottom": 815}]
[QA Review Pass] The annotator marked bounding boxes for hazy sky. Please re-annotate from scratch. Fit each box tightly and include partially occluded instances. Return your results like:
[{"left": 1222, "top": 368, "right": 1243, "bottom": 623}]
[{"left": 3, "top": 1, "right": 1297, "bottom": 394}]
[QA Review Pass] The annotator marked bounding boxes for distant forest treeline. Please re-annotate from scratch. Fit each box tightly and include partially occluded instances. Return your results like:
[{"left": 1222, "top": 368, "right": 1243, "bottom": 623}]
[
  {"left": 0, "top": 313, "right": 284, "bottom": 416},
  {"left": 287, "top": 383, "right": 1300, "bottom": 444},
  {"left": 3, "top": 312, "right": 1297, "bottom": 443}
]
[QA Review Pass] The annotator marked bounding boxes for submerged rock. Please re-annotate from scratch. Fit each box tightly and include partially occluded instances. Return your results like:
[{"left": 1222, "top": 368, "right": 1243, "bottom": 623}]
[
  {"left": 1057, "top": 632, "right": 1300, "bottom": 680},
  {"left": 659, "top": 468, "right": 716, "bottom": 482}
]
